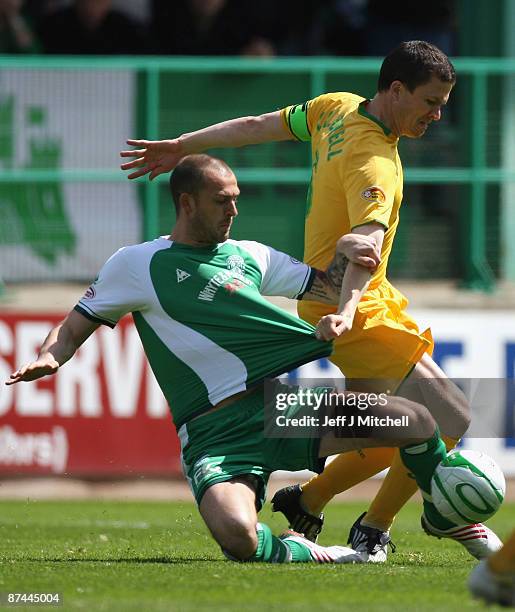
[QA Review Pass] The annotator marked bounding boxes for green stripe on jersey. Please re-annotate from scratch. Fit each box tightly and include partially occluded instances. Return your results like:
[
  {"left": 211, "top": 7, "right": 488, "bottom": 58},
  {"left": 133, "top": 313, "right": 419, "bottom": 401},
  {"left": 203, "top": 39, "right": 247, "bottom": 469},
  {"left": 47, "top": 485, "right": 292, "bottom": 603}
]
[{"left": 288, "top": 103, "right": 311, "bottom": 141}]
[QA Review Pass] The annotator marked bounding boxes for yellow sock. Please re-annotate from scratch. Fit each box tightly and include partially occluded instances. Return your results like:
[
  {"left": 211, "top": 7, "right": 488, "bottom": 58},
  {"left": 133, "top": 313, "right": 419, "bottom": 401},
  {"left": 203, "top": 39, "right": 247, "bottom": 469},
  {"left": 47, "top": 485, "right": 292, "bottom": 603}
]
[
  {"left": 300, "top": 447, "right": 395, "bottom": 515},
  {"left": 363, "top": 435, "right": 460, "bottom": 531},
  {"left": 440, "top": 435, "right": 460, "bottom": 450},
  {"left": 489, "top": 531, "right": 515, "bottom": 574}
]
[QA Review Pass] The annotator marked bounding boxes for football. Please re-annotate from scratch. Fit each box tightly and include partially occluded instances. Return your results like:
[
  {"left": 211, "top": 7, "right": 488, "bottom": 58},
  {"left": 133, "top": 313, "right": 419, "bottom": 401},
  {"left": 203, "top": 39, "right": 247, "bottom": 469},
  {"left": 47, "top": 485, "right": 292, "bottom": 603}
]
[{"left": 431, "top": 449, "right": 506, "bottom": 525}]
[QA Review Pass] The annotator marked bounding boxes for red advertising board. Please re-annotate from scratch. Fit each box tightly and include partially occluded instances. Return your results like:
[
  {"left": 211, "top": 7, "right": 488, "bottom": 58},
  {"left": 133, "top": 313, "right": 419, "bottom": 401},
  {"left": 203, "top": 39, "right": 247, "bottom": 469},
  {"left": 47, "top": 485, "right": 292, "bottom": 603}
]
[{"left": 0, "top": 313, "right": 182, "bottom": 476}]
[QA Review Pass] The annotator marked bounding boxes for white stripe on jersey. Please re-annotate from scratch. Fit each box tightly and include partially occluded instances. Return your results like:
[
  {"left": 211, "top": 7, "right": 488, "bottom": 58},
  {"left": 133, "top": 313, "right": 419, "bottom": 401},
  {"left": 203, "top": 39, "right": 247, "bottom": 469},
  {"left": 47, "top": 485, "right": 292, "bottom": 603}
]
[{"left": 142, "top": 308, "right": 248, "bottom": 406}]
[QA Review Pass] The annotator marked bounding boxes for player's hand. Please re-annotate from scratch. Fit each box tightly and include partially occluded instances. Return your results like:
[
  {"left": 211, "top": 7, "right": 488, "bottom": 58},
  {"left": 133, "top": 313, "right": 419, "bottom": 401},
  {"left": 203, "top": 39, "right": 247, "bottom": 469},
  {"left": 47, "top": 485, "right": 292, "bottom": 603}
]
[
  {"left": 337, "top": 234, "right": 381, "bottom": 270},
  {"left": 120, "top": 139, "right": 185, "bottom": 180},
  {"left": 314, "top": 314, "right": 353, "bottom": 341},
  {"left": 5, "top": 355, "right": 59, "bottom": 385}
]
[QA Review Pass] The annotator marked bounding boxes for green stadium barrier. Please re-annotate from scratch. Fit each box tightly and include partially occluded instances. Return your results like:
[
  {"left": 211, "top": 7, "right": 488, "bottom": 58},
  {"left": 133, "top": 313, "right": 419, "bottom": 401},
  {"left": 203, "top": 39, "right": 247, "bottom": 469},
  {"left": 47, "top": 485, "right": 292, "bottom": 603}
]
[{"left": 1, "top": 56, "right": 514, "bottom": 288}]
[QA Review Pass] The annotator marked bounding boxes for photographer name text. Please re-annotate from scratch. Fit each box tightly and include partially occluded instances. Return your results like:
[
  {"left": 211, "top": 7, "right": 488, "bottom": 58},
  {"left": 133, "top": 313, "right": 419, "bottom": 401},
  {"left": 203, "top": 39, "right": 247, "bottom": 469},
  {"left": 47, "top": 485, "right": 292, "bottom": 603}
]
[{"left": 275, "top": 414, "right": 410, "bottom": 427}]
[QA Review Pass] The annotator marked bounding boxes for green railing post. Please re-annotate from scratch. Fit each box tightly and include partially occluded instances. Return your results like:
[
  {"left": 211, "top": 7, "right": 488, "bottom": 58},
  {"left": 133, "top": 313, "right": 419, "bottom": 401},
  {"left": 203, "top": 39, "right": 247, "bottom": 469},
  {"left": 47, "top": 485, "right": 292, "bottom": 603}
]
[
  {"left": 464, "top": 71, "right": 495, "bottom": 290},
  {"left": 502, "top": 0, "right": 515, "bottom": 282},
  {"left": 310, "top": 68, "right": 326, "bottom": 99},
  {"left": 143, "top": 67, "right": 160, "bottom": 241},
  {"left": 1, "top": 56, "right": 515, "bottom": 288}
]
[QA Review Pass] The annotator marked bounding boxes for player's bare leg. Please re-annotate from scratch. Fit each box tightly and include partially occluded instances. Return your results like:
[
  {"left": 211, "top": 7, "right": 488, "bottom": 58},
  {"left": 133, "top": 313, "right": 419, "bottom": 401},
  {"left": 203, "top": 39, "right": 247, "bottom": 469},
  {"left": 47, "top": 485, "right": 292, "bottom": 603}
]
[
  {"left": 273, "top": 384, "right": 500, "bottom": 561},
  {"left": 199, "top": 476, "right": 361, "bottom": 563},
  {"left": 313, "top": 392, "right": 466, "bottom": 537},
  {"left": 279, "top": 355, "right": 471, "bottom": 550},
  {"left": 318, "top": 392, "right": 501, "bottom": 558},
  {"left": 338, "top": 361, "right": 498, "bottom": 560},
  {"left": 200, "top": 477, "right": 259, "bottom": 560},
  {"left": 399, "top": 353, "right": 470, "bottom": 439},
  {"left": 350, "top": 354, "right": 502, "bottom": 562},
  {"left": 362, "top": 353, "right": 470, "bottom": 531},
  {"left": 317, "top": 394, "right": 437, "bottom": 458}
]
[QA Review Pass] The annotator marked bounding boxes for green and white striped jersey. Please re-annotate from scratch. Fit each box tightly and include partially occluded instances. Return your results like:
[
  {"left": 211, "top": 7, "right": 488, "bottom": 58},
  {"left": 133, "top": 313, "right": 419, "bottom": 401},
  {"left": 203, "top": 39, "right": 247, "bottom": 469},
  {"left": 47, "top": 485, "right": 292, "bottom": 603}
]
[{"left": 76, "top": 237, "right": 332, "bottom": 428}]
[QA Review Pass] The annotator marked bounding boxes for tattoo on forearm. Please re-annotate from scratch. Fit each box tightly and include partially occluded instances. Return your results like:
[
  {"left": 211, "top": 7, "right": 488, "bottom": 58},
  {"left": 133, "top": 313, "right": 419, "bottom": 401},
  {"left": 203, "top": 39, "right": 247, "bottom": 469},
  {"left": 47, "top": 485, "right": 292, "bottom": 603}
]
[
  {"left": 302, "top": 252, "right": 349, "bottom": 303},
  {"left": 326, "top": 251, "right": 349, "bottom": 289},
  {"left": 305, "top": 271, "right": 333, "bottom": 301}
]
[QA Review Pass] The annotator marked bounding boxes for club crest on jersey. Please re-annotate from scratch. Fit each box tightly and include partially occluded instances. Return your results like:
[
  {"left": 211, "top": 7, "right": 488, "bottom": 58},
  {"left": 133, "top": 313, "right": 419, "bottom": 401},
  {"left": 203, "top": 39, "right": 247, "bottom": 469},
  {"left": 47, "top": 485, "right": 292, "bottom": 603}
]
[
  {"left": 361, "top": 185, "right": 386, "bottom": 204},
  {"left": 226, "top": 254, "right": 246, "bottom": 274}
]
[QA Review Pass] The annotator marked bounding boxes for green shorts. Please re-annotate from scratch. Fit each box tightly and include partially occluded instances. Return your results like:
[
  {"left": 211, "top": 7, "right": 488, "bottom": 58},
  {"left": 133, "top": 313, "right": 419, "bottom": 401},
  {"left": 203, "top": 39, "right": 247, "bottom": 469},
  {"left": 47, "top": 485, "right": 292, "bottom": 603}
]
[{"left": 178, "top": 387, "right": 323, "bottom": 508}]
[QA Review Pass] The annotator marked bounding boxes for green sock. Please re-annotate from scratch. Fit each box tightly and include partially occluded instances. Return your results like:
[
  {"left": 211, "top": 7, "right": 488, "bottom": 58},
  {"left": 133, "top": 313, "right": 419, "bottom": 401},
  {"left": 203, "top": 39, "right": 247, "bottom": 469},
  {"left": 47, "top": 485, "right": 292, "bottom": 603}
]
[
  {"left": 247, "top": 523, "right": 291, "bottom": 563},
  {"left": 280, "top": 536, "right": 313, "bottom": 562},
  {"left": 400, "top": 431, "right": 456, "bottom": 530}
]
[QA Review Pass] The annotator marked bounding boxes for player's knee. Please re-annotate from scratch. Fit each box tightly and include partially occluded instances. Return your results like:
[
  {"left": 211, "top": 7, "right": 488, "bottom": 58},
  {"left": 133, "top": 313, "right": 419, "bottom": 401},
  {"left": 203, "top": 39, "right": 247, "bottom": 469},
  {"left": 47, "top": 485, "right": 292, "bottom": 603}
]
[
  {"left": 402, "top": 399, "right": 437, "bottom": 442},
  {"left": 217, "top": 516, "right": 258, "bottom": 561},
  {"left": 429, "top": 379, "right": 471, "bottom": 438},
  {"left": 440, "top": 389, "right": 471, "bottom": 438}
]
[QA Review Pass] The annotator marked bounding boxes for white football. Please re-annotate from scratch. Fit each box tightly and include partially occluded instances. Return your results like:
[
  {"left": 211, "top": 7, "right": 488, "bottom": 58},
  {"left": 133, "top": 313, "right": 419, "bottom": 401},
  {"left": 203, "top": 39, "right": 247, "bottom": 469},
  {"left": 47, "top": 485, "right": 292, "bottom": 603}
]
[{"left": 431, "top": 449, "right": 505, "bottom": 525}]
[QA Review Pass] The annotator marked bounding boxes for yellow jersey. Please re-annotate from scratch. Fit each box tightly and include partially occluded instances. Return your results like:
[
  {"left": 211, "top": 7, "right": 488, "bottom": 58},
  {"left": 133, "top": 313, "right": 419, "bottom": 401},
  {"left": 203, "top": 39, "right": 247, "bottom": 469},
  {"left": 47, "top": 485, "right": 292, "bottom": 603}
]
[
  {"left": 281, "top": 92, "right": 403, "bottom": 289},
  {"left": 281, "top": 92, "right": 433, "bottom": 382}
]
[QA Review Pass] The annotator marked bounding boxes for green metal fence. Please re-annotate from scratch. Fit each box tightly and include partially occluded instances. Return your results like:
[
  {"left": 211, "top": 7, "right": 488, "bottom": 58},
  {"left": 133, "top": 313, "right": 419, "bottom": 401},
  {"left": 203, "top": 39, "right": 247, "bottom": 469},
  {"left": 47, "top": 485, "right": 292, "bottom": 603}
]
[{"left": 1, "top": 56, "right": 514, "bottom": 288}]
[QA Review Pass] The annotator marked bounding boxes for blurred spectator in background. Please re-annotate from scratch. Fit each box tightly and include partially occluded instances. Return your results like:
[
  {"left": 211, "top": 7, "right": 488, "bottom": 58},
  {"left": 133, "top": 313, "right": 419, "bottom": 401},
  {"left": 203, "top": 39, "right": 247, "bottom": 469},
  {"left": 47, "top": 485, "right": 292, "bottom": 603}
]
[
  {"left": 365, "top": 0, "right": 456, "bottom": 56},
  {"left": 111, "top": 0, "right": 151, "bottom": 26},
  {"left": 257, "top": 0, "right": 321, "bottom": 56},
  {"left": 290, "top": 0, "right": 455, "bottom": 58},
  {"left": 308, "top": 0, "right": 367, "bottom": 56},
  {"left": 27, "top": 0, "right": 458, "bottom": 58},
  {"left": 151, "top": 0, "right": 276, "bottom": 56},
  {"left": 38, "top": 0, "right": 150, "bottom": 54},
  {"left": 0, "top": 0, "right": 39, "bottom": 53}
]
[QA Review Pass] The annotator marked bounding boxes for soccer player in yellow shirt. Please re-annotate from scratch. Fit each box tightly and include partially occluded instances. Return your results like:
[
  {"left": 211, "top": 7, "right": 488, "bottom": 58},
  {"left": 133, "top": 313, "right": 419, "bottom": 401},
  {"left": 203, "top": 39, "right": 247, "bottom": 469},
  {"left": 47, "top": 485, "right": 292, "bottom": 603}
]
[{"left": 120, "top": 41, "right": 501, "bottom": 561}]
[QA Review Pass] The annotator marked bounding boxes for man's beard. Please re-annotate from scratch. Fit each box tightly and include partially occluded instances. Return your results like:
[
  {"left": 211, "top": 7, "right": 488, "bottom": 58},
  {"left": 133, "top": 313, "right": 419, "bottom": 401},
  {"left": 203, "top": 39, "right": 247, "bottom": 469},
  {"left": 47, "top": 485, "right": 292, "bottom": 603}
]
[{"left": 192, "top": 215, "right": 226, "bottom": 244}]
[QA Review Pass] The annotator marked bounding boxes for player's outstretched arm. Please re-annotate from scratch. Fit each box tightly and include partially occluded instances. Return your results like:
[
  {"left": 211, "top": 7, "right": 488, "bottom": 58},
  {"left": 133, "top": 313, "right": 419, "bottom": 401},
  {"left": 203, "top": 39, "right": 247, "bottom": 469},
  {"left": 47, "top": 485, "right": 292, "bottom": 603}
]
[
  {"left": 5, "top": 310, "right": 99, "bottom": 385},
  {"left": 120, "top": 111, "right": 292, "bottom": 180}
]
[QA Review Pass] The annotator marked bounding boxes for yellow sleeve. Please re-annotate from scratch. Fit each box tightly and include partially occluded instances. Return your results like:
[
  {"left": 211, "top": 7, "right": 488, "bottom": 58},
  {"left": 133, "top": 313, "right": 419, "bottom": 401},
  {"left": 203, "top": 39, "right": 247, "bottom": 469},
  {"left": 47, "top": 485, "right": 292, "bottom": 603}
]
[
  {"left": 280, "top": 94, "right": 334, "bottom": 141},
  {"left": 280, "top": 93, "right": 362, "bottom": 142},
  {"left": 343, "top": 150, "right": 397, "bottom": 230}
]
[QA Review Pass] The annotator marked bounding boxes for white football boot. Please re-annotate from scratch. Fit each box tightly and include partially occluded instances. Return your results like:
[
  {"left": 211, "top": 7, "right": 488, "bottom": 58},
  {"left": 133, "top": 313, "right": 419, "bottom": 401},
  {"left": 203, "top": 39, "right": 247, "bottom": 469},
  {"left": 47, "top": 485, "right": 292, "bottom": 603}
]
[
  {"left": 421, "top": 514, "right": 502, "bottom": 559},
  {"left": 468, "top": 559, "right": 515, "bottom": 606},
  {"left": 280, "top": 531, "right": 363, "bottom": 564}
]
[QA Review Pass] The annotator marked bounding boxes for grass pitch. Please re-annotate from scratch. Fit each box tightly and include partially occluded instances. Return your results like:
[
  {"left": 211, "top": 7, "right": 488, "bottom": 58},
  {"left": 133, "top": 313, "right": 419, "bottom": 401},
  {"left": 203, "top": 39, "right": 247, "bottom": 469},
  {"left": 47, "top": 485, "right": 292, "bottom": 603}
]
[{"left": 0, "top": 499, "right": 511, "bottom": 611}]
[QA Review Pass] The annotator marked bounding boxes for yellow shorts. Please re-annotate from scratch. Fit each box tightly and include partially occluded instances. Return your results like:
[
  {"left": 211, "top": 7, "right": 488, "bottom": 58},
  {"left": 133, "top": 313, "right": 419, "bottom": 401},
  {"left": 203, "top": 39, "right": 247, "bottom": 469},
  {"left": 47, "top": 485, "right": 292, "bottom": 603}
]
[{"left": 298, "top": 279, "right": 433, "bottom": 385}]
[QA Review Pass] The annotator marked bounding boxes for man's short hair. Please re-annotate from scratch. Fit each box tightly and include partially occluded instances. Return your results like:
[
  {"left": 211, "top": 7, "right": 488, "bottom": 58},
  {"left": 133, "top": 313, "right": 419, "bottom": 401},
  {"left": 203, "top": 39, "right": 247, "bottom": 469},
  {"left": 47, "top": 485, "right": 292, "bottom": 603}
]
[
  {"left": 378, "top": 41, "right": 456, "bottom": 92},
  {"left": 169, "top": 154, "right": 232, "bottom": 216}
]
